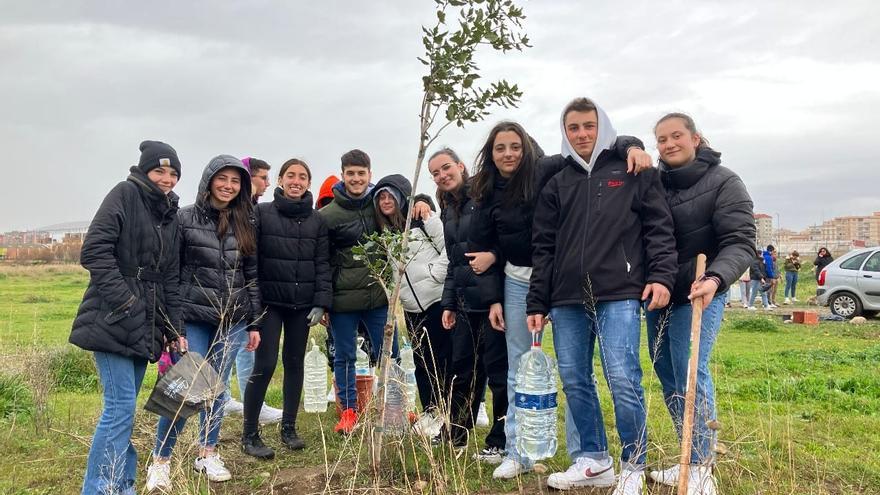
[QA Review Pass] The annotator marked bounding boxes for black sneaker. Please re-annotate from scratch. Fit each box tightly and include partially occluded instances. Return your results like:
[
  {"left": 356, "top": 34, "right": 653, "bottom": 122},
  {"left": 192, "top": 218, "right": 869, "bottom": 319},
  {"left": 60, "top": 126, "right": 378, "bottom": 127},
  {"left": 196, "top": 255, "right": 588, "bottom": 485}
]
[
  {"left": 280, "top": 424, "right": 305, "bottom": 450},
  {"left": 241, "top": 430, "right": 275, "bottom": 459}
]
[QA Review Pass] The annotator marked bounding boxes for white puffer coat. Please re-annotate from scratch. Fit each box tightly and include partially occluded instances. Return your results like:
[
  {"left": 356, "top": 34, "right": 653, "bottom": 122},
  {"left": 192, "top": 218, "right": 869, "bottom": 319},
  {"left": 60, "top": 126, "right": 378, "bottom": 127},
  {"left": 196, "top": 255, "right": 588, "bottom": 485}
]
[{"left": 398, "top": 214, "right": 448, "bottom": 313}]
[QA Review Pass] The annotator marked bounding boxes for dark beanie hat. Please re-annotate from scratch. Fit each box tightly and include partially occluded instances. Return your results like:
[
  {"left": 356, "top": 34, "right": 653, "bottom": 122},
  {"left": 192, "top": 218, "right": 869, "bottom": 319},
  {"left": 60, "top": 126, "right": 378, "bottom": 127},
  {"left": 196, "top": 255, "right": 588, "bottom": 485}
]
[{"left": 138, "top": 140, "right": 182, "bottom": 177}]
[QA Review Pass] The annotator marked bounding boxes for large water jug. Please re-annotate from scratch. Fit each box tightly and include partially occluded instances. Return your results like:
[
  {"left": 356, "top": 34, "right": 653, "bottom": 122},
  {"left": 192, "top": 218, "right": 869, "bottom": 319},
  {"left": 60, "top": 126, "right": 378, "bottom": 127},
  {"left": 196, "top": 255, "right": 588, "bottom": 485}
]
[
  {"left": 382, "top": 363, "right": 408, "bottom": 435},
  {"left": 303, "top": 338, "right": 328, "bottom": 413},
  {"left": 515, "top": 333, "right": 558, "bottom": 460},
  {"left": 399, "top": 341, "right": 418, "bottom": 411},
  {"left": 355, "top": 336, "right": 370, "bottom": 377}
]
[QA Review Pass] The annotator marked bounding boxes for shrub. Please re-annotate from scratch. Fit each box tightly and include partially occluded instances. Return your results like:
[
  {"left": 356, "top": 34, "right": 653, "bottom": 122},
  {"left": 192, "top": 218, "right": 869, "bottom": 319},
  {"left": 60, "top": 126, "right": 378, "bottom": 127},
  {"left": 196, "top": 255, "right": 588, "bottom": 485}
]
[
  {"left": 0, "top": 374, "right": 34, "bottom": 419},
  {"left": 49, "top": 347, "right": 99, "bottom": 392}
]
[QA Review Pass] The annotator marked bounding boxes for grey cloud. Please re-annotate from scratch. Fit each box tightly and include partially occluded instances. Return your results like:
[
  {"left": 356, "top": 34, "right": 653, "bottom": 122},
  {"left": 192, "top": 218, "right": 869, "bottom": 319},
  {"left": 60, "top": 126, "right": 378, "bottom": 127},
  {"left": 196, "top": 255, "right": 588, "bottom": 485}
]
[{"left": 1, "top": 0, "right": 878, "bottom": 232}]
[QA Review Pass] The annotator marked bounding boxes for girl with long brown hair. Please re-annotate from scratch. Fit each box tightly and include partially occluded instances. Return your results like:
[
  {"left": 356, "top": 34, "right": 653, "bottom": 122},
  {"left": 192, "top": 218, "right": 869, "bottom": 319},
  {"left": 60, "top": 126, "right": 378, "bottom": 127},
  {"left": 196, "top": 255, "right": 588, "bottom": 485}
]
[{"left": 147, "top": 155, "right": 262, "bottom": 489}]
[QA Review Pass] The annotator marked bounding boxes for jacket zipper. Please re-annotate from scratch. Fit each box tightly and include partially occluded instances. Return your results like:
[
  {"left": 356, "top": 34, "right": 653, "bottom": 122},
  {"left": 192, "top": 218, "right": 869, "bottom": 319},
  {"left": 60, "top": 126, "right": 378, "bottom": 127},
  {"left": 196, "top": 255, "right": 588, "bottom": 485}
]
[
  {"left": 151, "top": 223, "right": 162, "bottom": 361},
  {"left": 403, "top": 270, "right": 425, "bottom": 313},
  {"left": 579, "top": 171, "right": 592, "bottom": 297}
]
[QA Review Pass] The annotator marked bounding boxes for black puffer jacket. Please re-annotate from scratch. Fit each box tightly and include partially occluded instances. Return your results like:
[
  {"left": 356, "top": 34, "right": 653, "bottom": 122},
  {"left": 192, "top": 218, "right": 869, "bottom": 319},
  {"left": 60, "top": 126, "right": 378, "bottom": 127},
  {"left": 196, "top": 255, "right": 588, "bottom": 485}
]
[
  {"left": 257, "top": 188, "right": 332, "bottom": 310},
  {"left": 440, "top": 181, "right": 503, "bottom": 312},
  {"left": 659, "top": 147, "right": 756, "bottom": 305},
  {"left": 70, "top": 167, "right": 182, "bottom": 362},
  {"left": 178, "top": 156, "right": 262, "bottom": 330}
]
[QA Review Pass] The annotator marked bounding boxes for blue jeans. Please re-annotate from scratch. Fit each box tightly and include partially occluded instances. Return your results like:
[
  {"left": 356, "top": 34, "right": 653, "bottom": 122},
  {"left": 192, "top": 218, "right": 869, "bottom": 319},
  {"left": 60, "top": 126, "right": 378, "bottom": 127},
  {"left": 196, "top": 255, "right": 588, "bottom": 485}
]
[
  {"left": 646, "top": 295, "right": 724, "bottom": 465},
  {"left": 82, "top": 351, "right": 147, "bottom": 495},
  {"left": 784, "top": 272, "right": 798, "bottom": 298},
  {"left": 329, "top": 306, "right": 398, "bottom": 410},
  {"left": 154, "top": 321, "right": 245, "bottom": 457},
  {"left": 551, "top": 300, "right": 646, "bottom": 469},
  {"left": 224, "top": 328, "right": 253, "bottom": 401},
  {"left": 502, "top": 276, "right": 580, "bottom": 466},
  {"left": 748, "top": 279, "right": 769, "bottom": 308},
  {"left": 738, "top": 280, "right": 750, "bottom": 305}
]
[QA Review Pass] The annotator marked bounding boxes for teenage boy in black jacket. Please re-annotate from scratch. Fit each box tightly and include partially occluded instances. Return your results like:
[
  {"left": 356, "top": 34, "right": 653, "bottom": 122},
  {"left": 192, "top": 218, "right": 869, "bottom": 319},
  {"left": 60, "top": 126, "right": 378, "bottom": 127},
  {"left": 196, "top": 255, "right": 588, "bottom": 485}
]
[{"left": 526, "top": 98, "right": 677, "bottom": 492}]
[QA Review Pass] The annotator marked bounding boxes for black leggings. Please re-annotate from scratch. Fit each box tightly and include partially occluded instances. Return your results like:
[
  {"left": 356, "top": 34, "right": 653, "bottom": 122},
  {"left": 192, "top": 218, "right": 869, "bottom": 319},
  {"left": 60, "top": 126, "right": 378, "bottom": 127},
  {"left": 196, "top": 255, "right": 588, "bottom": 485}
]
[
  {"left": 405, "top": 303, "right": 452, "bottom": 413},
  {"left": 243, "top": 306, "right": 310, "bottom": 432},
  {"left": 448, "top": 310, "right": 507, "bottom": 448}
]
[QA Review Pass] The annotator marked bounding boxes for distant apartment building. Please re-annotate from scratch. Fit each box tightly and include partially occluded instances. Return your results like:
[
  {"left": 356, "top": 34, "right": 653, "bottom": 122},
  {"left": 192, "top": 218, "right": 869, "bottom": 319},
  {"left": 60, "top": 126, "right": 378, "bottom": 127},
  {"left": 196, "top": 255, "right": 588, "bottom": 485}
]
[
  {"left": 0, "top": 230, "right": 52, "bottom": 246},
  {"left": 775, "top": 212, "right": 880, "bottom": 257},
  {"left": 754, "top": 213, "right": 773, "bottom": 249},
  {"left": 0, "top": 221, "right": 89, "bottom": 247}
]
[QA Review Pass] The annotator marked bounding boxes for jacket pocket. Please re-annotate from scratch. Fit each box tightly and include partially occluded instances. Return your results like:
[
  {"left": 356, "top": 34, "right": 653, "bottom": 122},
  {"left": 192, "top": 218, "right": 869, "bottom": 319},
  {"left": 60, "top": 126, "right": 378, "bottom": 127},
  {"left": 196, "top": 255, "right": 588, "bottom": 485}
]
[{"left": 98, "top": 297, "right": 147, "bottom": 335}]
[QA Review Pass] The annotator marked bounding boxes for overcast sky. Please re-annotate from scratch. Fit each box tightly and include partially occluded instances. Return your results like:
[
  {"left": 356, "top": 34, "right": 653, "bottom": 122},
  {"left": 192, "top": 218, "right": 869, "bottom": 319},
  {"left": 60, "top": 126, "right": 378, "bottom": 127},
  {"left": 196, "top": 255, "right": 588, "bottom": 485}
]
[{"left": 2, "top": 0, "right": 878, "bottom": 232}]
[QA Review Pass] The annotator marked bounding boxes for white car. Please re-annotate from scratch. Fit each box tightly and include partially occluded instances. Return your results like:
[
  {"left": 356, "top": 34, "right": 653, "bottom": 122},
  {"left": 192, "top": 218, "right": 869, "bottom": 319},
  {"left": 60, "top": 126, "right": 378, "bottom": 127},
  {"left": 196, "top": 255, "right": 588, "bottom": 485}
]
[{"left": 816, "top": 247, "right": 880, "bottom": 318}]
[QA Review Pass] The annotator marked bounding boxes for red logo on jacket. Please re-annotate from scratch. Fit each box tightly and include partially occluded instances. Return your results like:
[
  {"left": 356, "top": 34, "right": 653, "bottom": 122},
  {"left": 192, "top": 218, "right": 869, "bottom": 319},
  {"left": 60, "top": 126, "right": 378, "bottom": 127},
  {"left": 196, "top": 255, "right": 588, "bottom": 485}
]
[{"left": 607, "top": 180, "right": 624, "bottom": 188}]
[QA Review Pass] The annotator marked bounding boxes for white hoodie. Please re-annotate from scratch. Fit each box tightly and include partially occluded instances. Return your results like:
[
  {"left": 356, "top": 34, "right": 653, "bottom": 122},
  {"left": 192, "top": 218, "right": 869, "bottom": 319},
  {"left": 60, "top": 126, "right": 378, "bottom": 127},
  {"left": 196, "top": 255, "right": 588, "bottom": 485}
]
[{"left": 560, "top": 99, "right": 618, "bottom": 174}]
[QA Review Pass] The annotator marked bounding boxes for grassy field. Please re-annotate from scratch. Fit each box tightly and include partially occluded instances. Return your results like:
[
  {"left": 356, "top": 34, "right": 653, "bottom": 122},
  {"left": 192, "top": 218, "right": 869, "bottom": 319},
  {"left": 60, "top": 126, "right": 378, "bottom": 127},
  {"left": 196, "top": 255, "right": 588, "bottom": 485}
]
[{"left": 0, "top": 264, "right": 879, "bottom": 494}]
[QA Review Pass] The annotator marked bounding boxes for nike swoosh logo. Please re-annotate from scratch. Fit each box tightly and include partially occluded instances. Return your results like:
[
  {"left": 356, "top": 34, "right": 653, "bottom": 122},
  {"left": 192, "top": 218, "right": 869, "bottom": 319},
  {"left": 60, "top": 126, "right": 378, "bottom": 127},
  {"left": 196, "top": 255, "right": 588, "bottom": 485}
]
[{"left": 584, "top": 466, "right": 612, "bottom": 477}]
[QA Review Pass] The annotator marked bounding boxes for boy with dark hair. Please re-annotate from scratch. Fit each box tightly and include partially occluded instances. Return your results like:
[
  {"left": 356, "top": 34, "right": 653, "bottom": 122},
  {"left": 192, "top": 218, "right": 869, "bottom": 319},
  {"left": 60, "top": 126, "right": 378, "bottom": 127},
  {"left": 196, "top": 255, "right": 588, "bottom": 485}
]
[
  {"left": 319, "top": 149, "right": 431, "bottom": 434},
  {"left": 247, "top": 158, "right": 271, "bottom": 203},
  {"left": 527, "top": 97, "right": 677, "bottom": 493},
  {"left": 762, "top": 244, "right": 778, "bottom": 308}
]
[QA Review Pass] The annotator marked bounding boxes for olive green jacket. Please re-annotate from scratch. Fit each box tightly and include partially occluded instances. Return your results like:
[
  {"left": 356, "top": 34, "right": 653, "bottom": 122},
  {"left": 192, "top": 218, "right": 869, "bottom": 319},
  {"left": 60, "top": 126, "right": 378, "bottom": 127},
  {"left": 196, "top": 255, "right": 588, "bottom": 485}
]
[{"left": 318, "top": 185, "right": 388, "bottom": 312}]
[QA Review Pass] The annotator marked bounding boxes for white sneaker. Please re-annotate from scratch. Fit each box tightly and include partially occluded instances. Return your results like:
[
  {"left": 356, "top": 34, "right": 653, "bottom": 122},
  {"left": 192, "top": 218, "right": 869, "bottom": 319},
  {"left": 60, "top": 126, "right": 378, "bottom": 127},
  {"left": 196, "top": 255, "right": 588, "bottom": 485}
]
[
  {"left": 792, "top": 297, "right": 799, "bottom": 302},
  {"left": 686, "top": 466, "right": 717, "bottom": 495},
  {"left": 145, "top": 462, "right": 171, "bottom": 491},
  {"left": 784, "top": 297, "right": 791, "bottom": 305},
  {"left": 222, "top": 398, "right": 244, "bottom": 417},
  {"left": 193, "top": 453, "right": 231, "bottom": 482},
  {"left": 612, "top": 468, "right": 645, "bottom": 495},
  {"left": 476, "top": 402, "right": 490, "bottom": 427},
  {"left": 259, "top": 404, "right": 283, "bottom": 424},
  {"left": 492, "top": 458, "right": 532, "bottom": 479},
  {"left": 412, "top": 411, "right": 443, "bottom": 439},
  {"left": 747, "top": 306, "right": 757, "bottom": 311},
  {"left": 547, "top": 456, "right": 615, "bottom": 490},
  {"left": 648, "top": 464, "right": 679, "bottom": 486},
  {"left": 768, "top": 303, "right": 778, "bottom": 309}
]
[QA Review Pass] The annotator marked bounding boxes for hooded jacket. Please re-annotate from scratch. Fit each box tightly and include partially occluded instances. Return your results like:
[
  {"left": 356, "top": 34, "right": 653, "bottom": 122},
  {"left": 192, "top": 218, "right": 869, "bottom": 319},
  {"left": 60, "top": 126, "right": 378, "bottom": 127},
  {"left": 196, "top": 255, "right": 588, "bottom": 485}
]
[
  {"left": 317, "top": 175, "right": 340, "bottom": 209},
  {"left": 374, "top": 174, "right": 448, "bottom": 314},
  {"left": 177, "top": 156, "right": 262, "bottom": 331},
  {"left": 527, "top": 101, "right": 678, "bottom": 315},
  {"left": 658, "top": 147, "right": 756, "bottom": 304},
  {"left": 762, "top": 250, "right": 777, "bottom": 278},
  {"left": 69, "top": 167, "right": 183, "bottom": 362},
  {"left": 257, "top": 188, "right": 332, "bottom": 310},
  {"left": 319, "top": 181, "right": 388, "bottom": 312},
  {"left": 440, "top": 181, "right": 503, "bottom": 312}
]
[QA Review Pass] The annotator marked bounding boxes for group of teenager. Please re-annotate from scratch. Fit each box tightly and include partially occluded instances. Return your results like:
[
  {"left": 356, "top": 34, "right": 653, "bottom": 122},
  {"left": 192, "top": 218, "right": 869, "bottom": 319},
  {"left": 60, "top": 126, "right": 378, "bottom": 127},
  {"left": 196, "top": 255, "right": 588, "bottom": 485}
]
[{"left": 70, "top": 96, "right": 756, "bottom": 495}]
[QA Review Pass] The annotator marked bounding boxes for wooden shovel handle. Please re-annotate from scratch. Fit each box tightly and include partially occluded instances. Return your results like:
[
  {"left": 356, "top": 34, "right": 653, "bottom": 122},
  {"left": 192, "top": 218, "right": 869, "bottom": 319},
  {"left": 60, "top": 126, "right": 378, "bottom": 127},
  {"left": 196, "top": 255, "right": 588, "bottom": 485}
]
[{"left": 678, "top": 253, "right": 707, "bottom": 492}]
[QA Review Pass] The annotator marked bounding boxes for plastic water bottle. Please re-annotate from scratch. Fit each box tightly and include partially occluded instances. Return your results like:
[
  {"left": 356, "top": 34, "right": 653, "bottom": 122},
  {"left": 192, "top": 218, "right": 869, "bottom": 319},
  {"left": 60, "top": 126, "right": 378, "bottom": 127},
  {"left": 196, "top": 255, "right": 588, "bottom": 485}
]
[
  {"left": 399, "top": 341, "right": 418, "bottom": 411},
  {"left": 355, "top": 336, "right": 370, "bottom": 377},
  {"left": 303, "top": 338, "right": 328, "bottom": 413},
  {"left": 515, "top": 332, "right": 558, "bottom": 460},
  {"left": 382, "top": 363, "right": 408, "bottom": 435}
]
